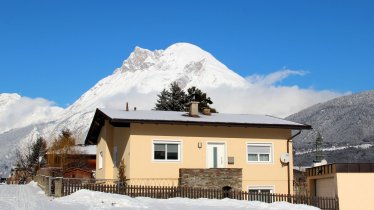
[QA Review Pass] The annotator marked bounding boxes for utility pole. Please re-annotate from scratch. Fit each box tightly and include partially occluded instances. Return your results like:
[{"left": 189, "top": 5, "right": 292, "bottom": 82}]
[{"left": 314, "top": 132, "right": 324, "bottom": 163}]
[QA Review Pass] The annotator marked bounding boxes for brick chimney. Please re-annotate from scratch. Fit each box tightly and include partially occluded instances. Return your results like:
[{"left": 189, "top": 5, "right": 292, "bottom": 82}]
[{"left": 189, "top": 101, "right": 199, "bottom": 117}]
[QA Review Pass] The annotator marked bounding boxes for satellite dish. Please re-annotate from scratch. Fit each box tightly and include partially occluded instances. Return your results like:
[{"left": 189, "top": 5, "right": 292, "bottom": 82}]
[{"left": 280, "top": 153, "right": 290, "bottom": 163}]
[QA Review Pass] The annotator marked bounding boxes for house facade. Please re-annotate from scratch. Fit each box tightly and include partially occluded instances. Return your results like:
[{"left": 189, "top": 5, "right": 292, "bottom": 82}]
[
  {"left": 85, "top": 107, "right": 310, "bottom": 194},
  {"left": 306, "top": 163, "right": 374, "bottom": 210}
]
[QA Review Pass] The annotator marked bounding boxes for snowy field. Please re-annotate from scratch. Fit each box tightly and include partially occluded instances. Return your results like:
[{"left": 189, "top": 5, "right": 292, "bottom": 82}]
[{"left": 0, "top": 182, "right": 320, "bottom": 210}]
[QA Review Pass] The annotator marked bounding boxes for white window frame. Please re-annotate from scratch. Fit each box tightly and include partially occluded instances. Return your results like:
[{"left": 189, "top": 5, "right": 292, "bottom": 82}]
[
  {"left": 248, "top": 185, "right": 275, "bottom": 193},
  {"left": 152, "top": 140, "right": 182, "bottom": 162},
  {"left": 246, "top": 143, "right": 273, "bottom": 164},
  {"left": 98, "top": 151, "right": 103, "bottom": 169}
]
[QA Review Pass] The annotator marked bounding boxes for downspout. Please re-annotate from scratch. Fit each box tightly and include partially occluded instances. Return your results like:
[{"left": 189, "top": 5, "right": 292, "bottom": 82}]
[{"left": 287, "top": 130, "right": 302, "bottom": 196}]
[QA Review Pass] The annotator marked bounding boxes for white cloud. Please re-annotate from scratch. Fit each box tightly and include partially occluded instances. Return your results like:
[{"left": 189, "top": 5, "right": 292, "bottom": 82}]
[
  {"left": 246, "top": 69, "right": 307, "bottom": 86},
  {"left": 207, "top": 70, "right": 342, "bottom": 117},
  {"left": 0, "top": 95, "right": 64, "bottom": 134},
  {"left": 98, "top": 89, "right": 158, "bottom": 111}
]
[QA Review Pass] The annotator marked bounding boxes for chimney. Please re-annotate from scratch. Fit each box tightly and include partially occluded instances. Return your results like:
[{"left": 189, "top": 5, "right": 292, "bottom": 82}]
[
  {"left": 202, "top": 108, "right": 211, "bottom": 115},
  {"left": 189, "top": 101, "right": 199, "bottom": 117},
  {"left": 126, "top": 102, "right": 129, "bottom": 111}
]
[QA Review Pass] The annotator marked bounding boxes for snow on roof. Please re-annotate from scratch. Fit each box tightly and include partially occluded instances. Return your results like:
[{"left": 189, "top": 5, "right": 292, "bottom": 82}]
[
  {"left": 47, "top": 145, "right": 96, "bottom": 155},
  {"left": 98, "top": 108, "right": 309, "bottom": 128},
  {"left": 85, "top": 108, "right": 311, "bottom": 145},
  {"left": 75, "top": 145, "right": 96, "bottom": 155}
]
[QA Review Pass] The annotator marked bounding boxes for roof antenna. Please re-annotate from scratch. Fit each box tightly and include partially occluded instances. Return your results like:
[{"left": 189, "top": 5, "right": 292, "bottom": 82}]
[{"left": 126, "top": 102, "right": 129, "bottom": 111}]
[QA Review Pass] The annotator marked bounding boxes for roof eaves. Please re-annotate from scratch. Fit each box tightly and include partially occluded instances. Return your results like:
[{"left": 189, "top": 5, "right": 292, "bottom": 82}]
[
  {"left": 109, "top": 118, "right": 312, "bottom": 130},
  {"left": 84, "top": 109, "right": 112, "bottom": 145}
]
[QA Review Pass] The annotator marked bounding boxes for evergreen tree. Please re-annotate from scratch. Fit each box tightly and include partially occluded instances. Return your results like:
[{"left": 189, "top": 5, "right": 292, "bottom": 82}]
[
  {"left": 186, "top": 86, "right": 217, "bottom": 113},
  {"left": 14, "top": 136, "right": 47, "bottom": 181},
  {"left": 118, "top": 160, "right": 127, "bottom": 186},
  {"left": 154, "top": 82, "right": 187, "bottom": 111},
  {"left": 154, "top": 82, "right": 217, "bottom": 112},
  {"left": 154, "top": 89, "right": 170, "bottom": 111},
  {"left": 29, "top": 137, "right": 47, "bottom": 175}
]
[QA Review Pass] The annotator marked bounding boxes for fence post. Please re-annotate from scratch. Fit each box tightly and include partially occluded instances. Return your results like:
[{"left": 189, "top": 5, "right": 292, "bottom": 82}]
[
  {"left": 54, "top": 177, "right": 63, "bottom": 197},
  {"left": 48, "top": 177, "right": 52, "bottom": 196}
]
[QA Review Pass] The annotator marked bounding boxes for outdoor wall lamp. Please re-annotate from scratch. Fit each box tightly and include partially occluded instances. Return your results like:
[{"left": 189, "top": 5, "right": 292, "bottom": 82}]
[{"left": 198, "top": 142, "right": 202, "bottom": 148}]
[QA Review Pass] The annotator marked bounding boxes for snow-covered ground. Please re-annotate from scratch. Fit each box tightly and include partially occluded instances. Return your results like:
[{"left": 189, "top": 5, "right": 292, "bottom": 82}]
[{"left": 0, "top": 182, "right": 321, "bottom": 210}]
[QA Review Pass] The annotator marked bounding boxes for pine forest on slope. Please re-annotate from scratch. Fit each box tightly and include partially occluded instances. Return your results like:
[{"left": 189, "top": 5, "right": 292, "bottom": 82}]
[{"left": 286, "top": 91, "right": 374, "bottom": 165}]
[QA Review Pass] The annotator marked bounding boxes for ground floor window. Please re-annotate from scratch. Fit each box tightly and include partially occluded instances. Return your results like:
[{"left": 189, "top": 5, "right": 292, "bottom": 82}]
[
  {"left": 248, "top": 186, "right": 274, "bottom": 193},
  {"left": 248, "top": 186, "right": 274, "bottom": 202},
  {"left": 153, "top": 140, "right": 181, "bottom": 161}
]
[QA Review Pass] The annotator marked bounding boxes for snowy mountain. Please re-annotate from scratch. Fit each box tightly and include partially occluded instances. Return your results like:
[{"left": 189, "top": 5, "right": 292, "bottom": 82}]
[
  {"left": 67, "top": 43, "right": 247, "bottom": 113},
  {"left": 0, "top": 93, "right": 63, "bottom": 134},
  {"left": 50, "top": 43, "right": 248, "bottom": 141},
  {"left": 286, "top": 91, "right": 374, "bottom": 165},
  {"left": 0, "top": 124, "right": 48, "bottom": 177},
  {"left": 0, "top": 93, "right": 20, "bottom": 111}
]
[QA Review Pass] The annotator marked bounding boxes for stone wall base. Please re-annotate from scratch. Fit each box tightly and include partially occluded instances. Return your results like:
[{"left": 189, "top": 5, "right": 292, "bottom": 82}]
[{"left": 179, "top": 168, "right": 242, "bottom": 191}]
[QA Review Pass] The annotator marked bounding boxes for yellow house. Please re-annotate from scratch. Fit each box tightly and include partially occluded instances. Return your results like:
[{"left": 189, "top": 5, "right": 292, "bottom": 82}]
[
  {"left": 307, "top": 163, "right": 374, "bottom": 210},
  {"left": 85, "top": 106, "right": 310, "bottom": 194}
]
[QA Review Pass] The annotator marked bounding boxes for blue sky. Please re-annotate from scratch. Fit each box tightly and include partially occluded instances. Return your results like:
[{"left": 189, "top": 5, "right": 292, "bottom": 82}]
[{"left": 0, "top": 0, "right": 373, "bottom": 107}]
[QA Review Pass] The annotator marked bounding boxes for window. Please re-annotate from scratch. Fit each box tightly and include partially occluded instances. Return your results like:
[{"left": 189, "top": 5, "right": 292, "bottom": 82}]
[
  {"left": 153, "top": 141, "right": 181, "bottom": 161},
  {"left": 248, "top": 186, "right": 274, "bottom": 202},
  {"left": 248, "top": 188, "right": 273, "bottom": 193},
  {"left": 113, "top": 146, "right": 118, "bottom": 166},
  {"left": 99, "top": 151, "right": 103, "bottom": 169},
  {"left": 247, "top": 143, "right": 272, "bottom": 163}
]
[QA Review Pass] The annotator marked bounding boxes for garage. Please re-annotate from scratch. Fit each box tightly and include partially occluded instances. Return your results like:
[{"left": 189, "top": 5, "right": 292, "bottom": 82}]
[{"left": 316, "top": 177, "right": 336, "bottom": 197}]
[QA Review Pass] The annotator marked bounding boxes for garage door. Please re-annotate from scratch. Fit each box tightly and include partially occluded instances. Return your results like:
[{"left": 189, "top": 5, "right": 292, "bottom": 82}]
[{"left": 316, "top": 178, "right": 336, "bottom": 197}]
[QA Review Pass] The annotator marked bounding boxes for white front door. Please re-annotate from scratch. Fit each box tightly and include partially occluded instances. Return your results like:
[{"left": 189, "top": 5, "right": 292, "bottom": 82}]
[{"left": 207, "top": 143, "right": 225, "bottom": 168}]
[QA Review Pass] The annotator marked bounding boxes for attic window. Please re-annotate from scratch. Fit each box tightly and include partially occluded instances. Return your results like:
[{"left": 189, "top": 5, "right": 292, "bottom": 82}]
[{"left": 153, "top": 141, "right": 181, "bottom": 161}]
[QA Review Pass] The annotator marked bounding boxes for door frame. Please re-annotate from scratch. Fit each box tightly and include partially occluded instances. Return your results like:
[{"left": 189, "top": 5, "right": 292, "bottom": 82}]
[{"left": 205, "top": 141, "right": 227, "bottom": 168}]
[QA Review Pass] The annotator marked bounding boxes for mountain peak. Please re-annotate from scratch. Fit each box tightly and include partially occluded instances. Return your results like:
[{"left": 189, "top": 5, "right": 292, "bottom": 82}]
[
  {"left": 163, "top": 42, "right": 218, "bottom": 65},
  {"left": 0, "top": 93, "right": 21, "bottom": 111},
  {"left": 118, "top": 46, "right": 162, "bottom": 73},
  {"left": 116, "top": 42, "right": 230, "bottom": 76},
  {"left": 165, "top": 42, "right": 207, "bottom": 54}
]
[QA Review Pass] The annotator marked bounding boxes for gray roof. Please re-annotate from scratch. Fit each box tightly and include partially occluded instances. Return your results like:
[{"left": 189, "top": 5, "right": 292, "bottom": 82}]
[
  {"left": 85, "top": 108, "right": 311, "bottom": 145},
  {"left": 100, "top": 108, "right": 308, "bottom": 127}
]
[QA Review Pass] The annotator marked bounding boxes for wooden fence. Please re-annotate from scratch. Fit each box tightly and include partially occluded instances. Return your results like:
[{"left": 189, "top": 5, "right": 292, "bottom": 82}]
[{"left": 62, "top": 182, "right": 338, "bottom": 210}]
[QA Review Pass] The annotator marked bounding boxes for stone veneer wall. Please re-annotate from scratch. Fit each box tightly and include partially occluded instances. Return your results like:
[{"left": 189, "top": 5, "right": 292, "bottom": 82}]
[{"left": 179, "top": 168, "right": 242, "bottom": 190}]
